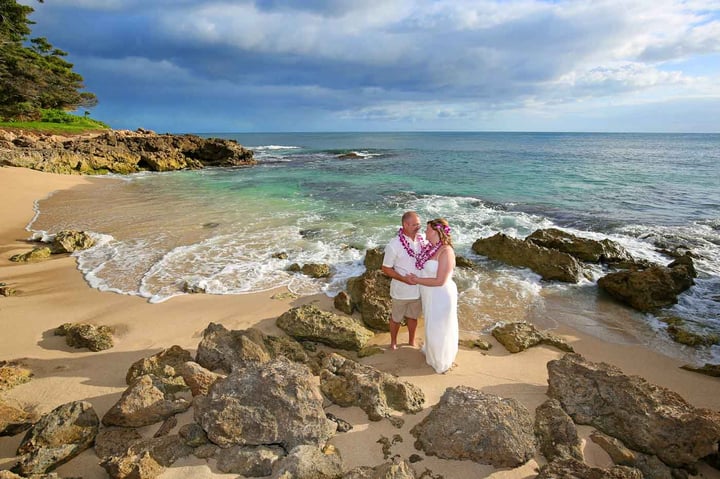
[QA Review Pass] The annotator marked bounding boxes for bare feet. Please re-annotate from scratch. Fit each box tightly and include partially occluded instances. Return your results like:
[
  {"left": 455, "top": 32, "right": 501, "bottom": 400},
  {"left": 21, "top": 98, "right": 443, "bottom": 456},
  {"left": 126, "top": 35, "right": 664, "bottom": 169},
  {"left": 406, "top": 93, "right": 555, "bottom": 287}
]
[
  {"left": 441, "top": 362, "right": 459, "bottom": 374},
  {"left": 390, "top": 343, "right": 398, "bottom": 350}
]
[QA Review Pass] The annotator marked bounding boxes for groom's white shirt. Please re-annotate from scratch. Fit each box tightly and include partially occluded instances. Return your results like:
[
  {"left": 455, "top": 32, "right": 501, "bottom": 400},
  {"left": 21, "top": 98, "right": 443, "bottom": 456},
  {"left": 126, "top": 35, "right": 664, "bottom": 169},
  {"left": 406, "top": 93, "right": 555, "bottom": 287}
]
[{"left": 382, "top": 233, "right": 424, "bottom": 300}]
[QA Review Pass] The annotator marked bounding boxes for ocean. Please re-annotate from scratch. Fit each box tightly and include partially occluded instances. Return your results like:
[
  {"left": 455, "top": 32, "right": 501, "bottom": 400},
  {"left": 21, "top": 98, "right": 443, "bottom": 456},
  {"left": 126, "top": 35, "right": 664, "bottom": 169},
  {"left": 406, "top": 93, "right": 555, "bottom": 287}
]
[{"left": 28, "top": 132, "right": 720, "bottom": 365}]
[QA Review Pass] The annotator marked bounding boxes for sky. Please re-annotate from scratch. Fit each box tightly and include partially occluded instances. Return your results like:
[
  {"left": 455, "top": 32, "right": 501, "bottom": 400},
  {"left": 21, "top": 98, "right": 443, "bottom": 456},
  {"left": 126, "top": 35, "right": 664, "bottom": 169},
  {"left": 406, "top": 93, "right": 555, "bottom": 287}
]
[{"left": 20, "top": 0, "right": 720, "bottom": 133}]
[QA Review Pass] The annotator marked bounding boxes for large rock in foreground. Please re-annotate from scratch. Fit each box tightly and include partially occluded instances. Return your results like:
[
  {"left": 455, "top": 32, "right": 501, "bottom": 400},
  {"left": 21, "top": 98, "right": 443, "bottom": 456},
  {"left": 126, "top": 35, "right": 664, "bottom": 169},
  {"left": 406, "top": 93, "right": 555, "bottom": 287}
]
[
  {"left": 547, "top": 353, "right": 720, "bottom": 468},
  {"left": 411, "top": 386, "right": 536, "bottom": 467},
  {"left": 346, "top": 269, "right": 392, "bottom": 331},
  {"left": 472, "top": 233, "right": 583, "bottom": 282},
  {"left": 276, "top": 304, "right": 374, "bottom": 351},
  {"left": 194, "top": 358, "right": 336, "bottom": 451},
  {"left": 0, "top": 129, "right": 255, "bottom": 174}
]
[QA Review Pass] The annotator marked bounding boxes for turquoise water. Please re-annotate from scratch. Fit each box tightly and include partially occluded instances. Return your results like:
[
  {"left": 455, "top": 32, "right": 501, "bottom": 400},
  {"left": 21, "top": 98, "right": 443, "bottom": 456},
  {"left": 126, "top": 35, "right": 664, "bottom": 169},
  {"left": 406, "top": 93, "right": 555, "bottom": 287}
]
[{"left": 31, "top": 132, "right": 720, "bottom": 363}]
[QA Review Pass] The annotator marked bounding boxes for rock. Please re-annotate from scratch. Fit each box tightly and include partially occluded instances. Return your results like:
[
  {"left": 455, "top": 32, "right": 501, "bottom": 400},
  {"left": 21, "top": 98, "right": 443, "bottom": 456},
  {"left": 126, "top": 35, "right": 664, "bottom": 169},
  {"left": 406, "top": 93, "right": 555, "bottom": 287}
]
[
  {"left": 364, "top": 247, "right": 385, "bottom": 271},
  {"left": 455, "top": 255, "right": 475, "bottom": 268},
  {"left": 0, "top": 401, "right": 34, "bottom": 437},
  {"left": 102, "top": 374, "right": 191, "bottom": 427},
  {"left": 598, "top": 260, "right": 696, "bottom": 312},
  {"left": 289, "top": 263, "right": 331, "bottom": 278},
  {"left": 346, "top": 269, "right": 392, "bottom": 331},
  {"left": 547, "top": 353, "right": 720, "bottom": 467},
  {"left": 536, "top": 457, "right": 643, "bottom": 479},
  {"left": 0, "top": 285, "right": 17, "bottom": 296},
  {"left": 94, "top": 427, "right": 143, "bottom": 461},
  {"left": 195, "top": 323, "right": 309, "bottom": 373},
  {"left": 343, "top": 459, "right": 417, "bottom": 479},
  {"left": 410, "top": 386, "right": 536, "bottom": 467},
  {"left": 669, "top": 254, "right": 698, "bottom": 279},
  {"left": 0, "top": 361, "right": 32, "bottom": 391},
  {"left": 472, "top": 233, "right": 583, "bottom": 282},
  {"left": 667, "top": 324, "right": 719, "bottom": 347},
  {"left": 357, "top": 345, "right": 384, "bottom": 358},
  {"left": 272, "top": 251, "right": 289, "bottom": 259},
  {"left": 216, "top": 444, "right": 285, "bottom": 475},
  {"left": 680, "top": 363, "right": 720, "bottom": 377},
  {"left": 458, "top": 338, "right": 492, "bottom": 350},
  {"left": 100, "top": 434, "right": 192, "bottom": 479},
  {"left": 1, "top": 130, "right": 255, "bottom": 175},
  {"left": 492, "top": 321, "right": 573, "bottom": 353},
  {"left": 326, "top": 412, "right": 353, "bottom": 433},
  {"left": 125, "top": 345, "right": 194, "bottom": 384},
  {"left": 55, "top": 322, "right": 114, "bottom": 351},
  {"left": 590, "top": 431, "right": 683, "bottom": 479},
  {"left": 277, "top": 304, "right": 375, "bottom": 351},
  {"left": 10, "top": 246, "right": 52, "bottom": 263},
  {"left": 269, "top": 444, "right": 343, "bottom": 479},
  {"left": 534, "top": 399, "right": 583, "bottom": 462},
  {"left": 14, "top": 400, "right": 99, "bottom": 475},
  {"left": 175, "top": 361, "right": 223, "bottom": 396},
  {"left": 320, "top": 353, "right": 424, "bottom": 422},
  {"left": 153, "top": 415, "right": 177, "bottom": 437},
  {"left": 527, "top": 228, "right": 633, "bottom": 264},
  {"left": 334, "top": 290, "right": 354, "bottom": 315},
  {"left": 193, "top": 358, "right": 335, "bottom": 450},
  {"left": 178, "top": 423, "right": 209, "bottom": 447},
  {"left": 50, "top": 230, "right": 95, "bottom": 253}
]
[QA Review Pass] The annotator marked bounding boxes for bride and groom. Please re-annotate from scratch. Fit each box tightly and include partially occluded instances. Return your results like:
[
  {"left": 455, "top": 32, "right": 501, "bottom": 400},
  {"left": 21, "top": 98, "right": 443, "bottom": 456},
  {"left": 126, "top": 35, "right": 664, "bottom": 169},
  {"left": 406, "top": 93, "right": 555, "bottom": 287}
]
[{"left": 381, "top": 211, "right": 458, "bottom": 374}]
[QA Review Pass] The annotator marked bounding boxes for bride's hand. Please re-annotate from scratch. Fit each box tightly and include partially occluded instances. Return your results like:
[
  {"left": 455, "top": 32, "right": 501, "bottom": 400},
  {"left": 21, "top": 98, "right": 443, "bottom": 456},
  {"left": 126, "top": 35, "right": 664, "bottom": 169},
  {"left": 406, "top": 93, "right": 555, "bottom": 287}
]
[{"left": 406, "top": 273, "right": 418, "bottom": 285}]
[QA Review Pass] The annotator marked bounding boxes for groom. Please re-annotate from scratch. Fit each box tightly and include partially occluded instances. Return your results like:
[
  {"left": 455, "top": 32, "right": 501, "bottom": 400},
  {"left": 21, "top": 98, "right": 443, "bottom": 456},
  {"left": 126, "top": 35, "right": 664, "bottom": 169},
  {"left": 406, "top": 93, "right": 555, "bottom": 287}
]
[{"left": 381, "top": 211, "right": 424, "bottom": 350}]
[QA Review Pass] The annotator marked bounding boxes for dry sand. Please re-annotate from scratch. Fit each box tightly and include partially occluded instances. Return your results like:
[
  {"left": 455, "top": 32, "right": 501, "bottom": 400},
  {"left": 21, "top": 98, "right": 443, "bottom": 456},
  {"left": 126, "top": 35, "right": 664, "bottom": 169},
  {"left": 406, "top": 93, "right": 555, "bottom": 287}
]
[{"left": 1, "top": 166, "right": 718, "bottom": 478}]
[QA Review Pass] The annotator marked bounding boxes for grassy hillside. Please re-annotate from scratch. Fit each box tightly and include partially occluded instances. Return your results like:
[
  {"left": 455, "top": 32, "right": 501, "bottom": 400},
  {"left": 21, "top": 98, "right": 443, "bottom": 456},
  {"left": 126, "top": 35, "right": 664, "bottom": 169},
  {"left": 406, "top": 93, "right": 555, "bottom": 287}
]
[{"left": 0, "top": 110, "right": 110, "bottom": 134}]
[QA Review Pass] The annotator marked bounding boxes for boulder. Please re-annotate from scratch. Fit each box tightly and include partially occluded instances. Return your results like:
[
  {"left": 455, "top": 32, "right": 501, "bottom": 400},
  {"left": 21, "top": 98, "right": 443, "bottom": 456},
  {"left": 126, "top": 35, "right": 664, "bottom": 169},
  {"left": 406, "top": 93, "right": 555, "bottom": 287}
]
[
  {"left": 55, "top": 322, "right": 114, "bottom": 351},
  {"left": 195, "top": 323, "right": 309, "bottom": 373},
  {"left": 0, "top": 285, "right": 17, "bottom": 296},
  {"left": 527, "top": 228, "right": 633, "bottom": 264},
  {"left": 175, "top": 361, "right": 223, "bottom": 396},
  {"left": 472, "top": 233, "right": 583, "bottom": 282},
  {"left": 178, "top": 423, "right": 209, "bottom": 448},
  {"left": 346, "top": 269, "right": 392, "bottom": 331},
  {"left": 536, "top": 457, "right": 643, "bottom": 479},
  {"left": 590, "top": 431, "right": 684, "bottom": 479},
  {"left": 0, "top": 401, "right": 34, "bottom": 437},
  {"left": 598, "top": 260, "right": 696, "bottom": 312},
  {"left": 14, "top": 401, "right": 99, "bottom": 475},
  {"left": 270, "top": 445, "right": 343, "bottom": 479},
  {"left": 216, "top": 444, "right": 285, "bottom": 475},
  {"left": 0, "top": 361, "right": 32, "bottom": 391},
  {"left": 410, "top": 386, "right": 536, "bottom": 467},
  {"left": 492, "top": 321, "right": 574, "bottom": 353},
  {"left": 125, "top": 345, "right": 194, "bottom": 384},
  {"left": 50, "top": 230, "right": 95, "bottom": 253},
  {"left": 320, "top": 353, "right": 425, "bottom": 422},
  {"left": 547, "top": 353, "right": 720, "bottom": 467},
  {"left": 364, "top": 247, "right": 385, "bottom": 271},
  {"left": 193, "top": 358, "right": 336, "bottom": 450},
  {"left": 94, "top": 427, "right": 143, "bottom": 461},
  {"left": 277, "top": 304, "right": 374, "bottom": 351},
  {"left": 534, "top": 399, "right": 583, "bottom": 462},
  {"left": 343, "top": 459, "right": 417, "bottom": 479},
  {"left": 9, "top": 246, "right": 52, "bottom": 263},
  {"left": 680, "top": 363, "right": 720, "bottom": 377},
  {"left": 99, "top": 434, "right": 192, "bottom": 479},
  {"left": 102, "top": 374, "right": 191, "bottom": 427},
  {"left": 333, "top": 290, "right": 354, "bottom": 315}
]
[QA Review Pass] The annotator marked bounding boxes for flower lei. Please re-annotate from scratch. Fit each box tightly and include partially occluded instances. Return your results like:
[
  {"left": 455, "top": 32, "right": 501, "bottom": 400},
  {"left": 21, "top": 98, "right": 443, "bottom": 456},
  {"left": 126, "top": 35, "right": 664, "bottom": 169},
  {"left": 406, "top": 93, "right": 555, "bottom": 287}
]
[{"left": 398, "top": 228, "right": 442, "bottom": 270}]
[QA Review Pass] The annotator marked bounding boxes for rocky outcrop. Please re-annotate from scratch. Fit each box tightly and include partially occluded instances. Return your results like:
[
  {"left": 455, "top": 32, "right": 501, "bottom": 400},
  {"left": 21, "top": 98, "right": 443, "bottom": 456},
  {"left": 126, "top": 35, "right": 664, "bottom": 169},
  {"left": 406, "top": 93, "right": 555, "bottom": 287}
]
[
  {"left": 527, "top": 228, "right": 633, "bottom": 264},
  {"left": 492, "top": 321, "right": 574, "bottom": 353},
  {"left": 269, "top": 444, "right": 343, "bottom": 479},
  {"left": 411, "top": 386, "right": 536, "bottom": 468},
  {"left": 215, "top": 444, "right": 285, "bottom": 475},
  {"left": 363, "top": 247, "right": 385, "bottom": 271},
  {"left": 472, "top": 232, "right": 583, "bottom": 282},
  {"left": 536, "top": 457, "right": 643, "bottom": 479},
  {"left": 55, "top": 322, "right": 114, "bottom": 351},
  {"left": 14, "top": 401, "right": 99, "bottom": 475},
  {"left": 288, "top": 262, "right": 332, "bottom": 278},
  {"left": 597, "top": 257, "right": 696, "bottom": 312},
  {"left": 195, "top": 323, "right": 309, "bottom": 373},
  {"left": 277, "top": 304, "right": 375, "bottom": 351},
  {"left": 10, "top": 229, "right": 95, "bottom": 263},
  {"left": 590, "top": 431, "right": 686, "bottom": 479},
  {"left": 547, "top": 353, "right": 720, "bottom": 468},
  {"left": 0, "top": 361, "right": 32, "bottom": 391},
  {"left": 319, "top": 353, "right": 425, "bottom": 422},
  {"left": 346, "top": 269, "right": 392, "bottom": 331},
  {"left": 193, "top": 358, "right": 336, "bottom": 450},
  {"left": 99, "top": 434, "right": 192, "bottom": 479},
  {"left": 101, "top": 374, "right": 190, "bottom": 427},
  {"left": 534, "top": 399, "right": 583, "bottom": 462},
  {"left": 344, "top": 459, "right": 417, "bottom": 479},
  {"left": 0, "top": 401, "right": 34, "bottom": 437},
  {"left": 125, "top": 345, "right": 193, "bottom": 384},
  {"left": 0, "top": 128, "right": 255, "bottom": 174}
]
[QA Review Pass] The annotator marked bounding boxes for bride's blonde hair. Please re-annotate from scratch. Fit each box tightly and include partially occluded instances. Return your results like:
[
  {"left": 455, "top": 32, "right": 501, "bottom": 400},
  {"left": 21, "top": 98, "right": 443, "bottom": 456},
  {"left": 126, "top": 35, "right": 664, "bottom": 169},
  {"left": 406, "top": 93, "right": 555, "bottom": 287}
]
[{"left": 428, "top": 218, "right": 453, "bottom": 247}]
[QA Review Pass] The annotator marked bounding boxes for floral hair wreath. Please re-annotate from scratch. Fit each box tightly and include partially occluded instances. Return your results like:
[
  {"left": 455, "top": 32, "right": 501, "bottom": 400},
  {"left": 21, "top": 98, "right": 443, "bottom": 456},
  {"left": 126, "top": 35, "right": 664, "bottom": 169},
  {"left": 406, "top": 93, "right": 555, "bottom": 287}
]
[{"left": 434, "top": 224, "right": 451, "bottom": 235}]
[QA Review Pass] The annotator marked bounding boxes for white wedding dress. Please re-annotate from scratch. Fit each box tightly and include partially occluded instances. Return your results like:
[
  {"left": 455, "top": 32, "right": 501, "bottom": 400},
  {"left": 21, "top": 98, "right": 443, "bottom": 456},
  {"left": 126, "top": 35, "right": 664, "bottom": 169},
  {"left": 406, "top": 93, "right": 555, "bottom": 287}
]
[{"left": 420, "top": 260, "right": 459, "bottom": 374}]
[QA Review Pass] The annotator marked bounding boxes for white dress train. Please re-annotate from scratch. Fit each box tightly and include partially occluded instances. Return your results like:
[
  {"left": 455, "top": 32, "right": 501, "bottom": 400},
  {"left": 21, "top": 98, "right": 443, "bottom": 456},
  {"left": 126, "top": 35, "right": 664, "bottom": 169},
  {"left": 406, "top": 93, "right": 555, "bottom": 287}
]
[{"left": 420, "top": 260, "right": 459, "bottom": 374}]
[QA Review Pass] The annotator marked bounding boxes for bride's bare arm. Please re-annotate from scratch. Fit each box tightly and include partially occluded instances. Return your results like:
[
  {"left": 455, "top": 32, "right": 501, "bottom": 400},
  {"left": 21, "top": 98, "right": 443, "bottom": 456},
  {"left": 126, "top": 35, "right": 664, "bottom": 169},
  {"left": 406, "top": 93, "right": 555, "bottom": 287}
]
[{"left": 412, "top": 247, "right": 455, "bottom": 287}]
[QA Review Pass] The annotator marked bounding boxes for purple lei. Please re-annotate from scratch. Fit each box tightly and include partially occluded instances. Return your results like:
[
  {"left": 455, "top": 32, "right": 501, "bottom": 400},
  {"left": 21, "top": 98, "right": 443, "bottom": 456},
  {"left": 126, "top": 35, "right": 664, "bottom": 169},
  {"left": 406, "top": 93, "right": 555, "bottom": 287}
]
[{"left": 398, "top": 228, "right": 440, "bottom": 270}]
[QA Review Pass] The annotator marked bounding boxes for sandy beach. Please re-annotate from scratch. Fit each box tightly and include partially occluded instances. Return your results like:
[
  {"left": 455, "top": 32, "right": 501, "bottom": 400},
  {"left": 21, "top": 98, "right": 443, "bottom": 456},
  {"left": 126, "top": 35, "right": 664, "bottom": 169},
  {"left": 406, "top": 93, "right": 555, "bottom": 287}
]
[{"left": 1, "top": 165, "right": 718, "bottom": 478}]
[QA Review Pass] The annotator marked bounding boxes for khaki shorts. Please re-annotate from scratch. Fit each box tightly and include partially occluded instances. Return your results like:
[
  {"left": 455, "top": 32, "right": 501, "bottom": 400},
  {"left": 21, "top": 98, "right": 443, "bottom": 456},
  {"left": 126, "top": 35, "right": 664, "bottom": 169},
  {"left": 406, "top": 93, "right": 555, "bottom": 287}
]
[{"left": 391, "top": 298, "right": 422, "bottom": 324}]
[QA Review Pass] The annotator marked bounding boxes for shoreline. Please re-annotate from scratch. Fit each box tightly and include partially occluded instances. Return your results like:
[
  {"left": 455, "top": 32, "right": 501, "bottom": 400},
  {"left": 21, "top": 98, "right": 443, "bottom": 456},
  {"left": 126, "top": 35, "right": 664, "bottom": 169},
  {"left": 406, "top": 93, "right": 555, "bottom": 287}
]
[{"left": 1, "top": 165, "right": 718, "bottom": 478}]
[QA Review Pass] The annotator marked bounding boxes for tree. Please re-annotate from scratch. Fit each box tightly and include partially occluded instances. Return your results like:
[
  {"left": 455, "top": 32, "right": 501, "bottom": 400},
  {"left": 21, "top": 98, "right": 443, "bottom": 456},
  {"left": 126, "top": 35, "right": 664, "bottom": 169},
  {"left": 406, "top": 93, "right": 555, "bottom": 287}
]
[{"left": 0, "top": 0, "right": 97, "bottom": 120}]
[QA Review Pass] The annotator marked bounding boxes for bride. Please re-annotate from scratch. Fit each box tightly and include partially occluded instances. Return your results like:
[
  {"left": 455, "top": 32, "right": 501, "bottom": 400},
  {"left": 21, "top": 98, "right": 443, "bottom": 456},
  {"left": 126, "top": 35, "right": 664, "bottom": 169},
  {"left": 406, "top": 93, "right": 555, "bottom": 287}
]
[{"left": 408, "top": 218, "right": 459, "bottom": 374}]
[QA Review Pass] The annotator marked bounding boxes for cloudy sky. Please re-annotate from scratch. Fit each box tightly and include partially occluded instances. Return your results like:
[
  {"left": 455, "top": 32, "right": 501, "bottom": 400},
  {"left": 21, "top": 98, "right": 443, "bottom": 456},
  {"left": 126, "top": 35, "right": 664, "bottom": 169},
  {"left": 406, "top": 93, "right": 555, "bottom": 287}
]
[{"left": 22, "top": 0, "right": 720, "bottom": 133}]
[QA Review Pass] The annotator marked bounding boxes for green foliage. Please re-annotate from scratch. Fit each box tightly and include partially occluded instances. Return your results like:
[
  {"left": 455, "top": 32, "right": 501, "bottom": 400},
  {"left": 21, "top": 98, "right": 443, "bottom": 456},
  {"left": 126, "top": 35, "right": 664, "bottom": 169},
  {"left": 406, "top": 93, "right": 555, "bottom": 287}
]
[
  {"left": 0, "top": 0, "right": 97, "bottom": 121},
  {"left": 0, "top": 109, "right": 109, "bottom": 133}
]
